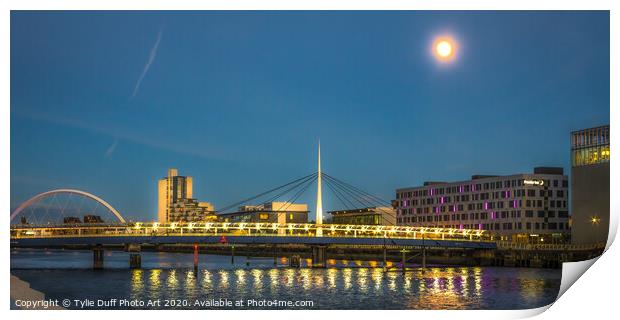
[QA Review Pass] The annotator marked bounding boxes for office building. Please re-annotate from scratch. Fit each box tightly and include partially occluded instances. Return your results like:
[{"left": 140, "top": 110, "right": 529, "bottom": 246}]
[
  {"left": 394, "top": 167, "right": 569, "bottom": 242},
  {"left": 217, "top": 201, "right": 308, "bottom": 224},
  {"left": 328, "top": 207, "right": 396, "bottom": 225},
  {"left": 157, "top": 168, "right": 215, "bottom": 223},
  {"left": 571, "top": 125, "right": 610, "bottom": 245}
]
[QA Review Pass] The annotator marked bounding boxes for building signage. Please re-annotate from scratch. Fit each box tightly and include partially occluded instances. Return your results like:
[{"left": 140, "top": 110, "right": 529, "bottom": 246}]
[{"left": 523, "top": 179, "right": 544, "bottom": 186}]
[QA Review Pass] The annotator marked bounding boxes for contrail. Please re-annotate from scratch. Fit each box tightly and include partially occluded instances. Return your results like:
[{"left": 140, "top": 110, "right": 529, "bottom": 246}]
[
  {"left": 105, "top": 139, "right": 119, "bottom": 157},
  {"left": 131, "top": 29, "right": 163, "bottom": 98}
]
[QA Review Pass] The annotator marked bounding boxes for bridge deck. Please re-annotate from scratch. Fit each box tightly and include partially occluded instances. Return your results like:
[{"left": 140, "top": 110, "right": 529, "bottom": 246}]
[{"left": 11, "top": 235, "right": 496, "bottom": 249}]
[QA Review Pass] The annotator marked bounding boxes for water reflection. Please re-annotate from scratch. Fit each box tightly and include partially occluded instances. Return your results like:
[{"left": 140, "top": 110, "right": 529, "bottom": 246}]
[
  {"left": 387, "top": 271, "right": 398, "bottom": 292},
  {"left": 327, "top": 268, "right": 337, "bottom": 289},
  {"left": 252, "top": 269, "right": 263, "bottom": 291},
  {"left": 301, "top": 269, "right": 312, "bottom": 290},
  {"left": 11, "top": 250, "right": 562, "bottom": 310},
  {"left": 235, "top": 269, "right": 246, "bottom": 286},
  {"left": 202, "top": 270, "right": 212, "bottom": 287},
  {"left": 130, "top": 267, "right": 528, "bottom": 309},
  {"left": 357, "top": 268, "right": 368, "bottom": 293},
  {"left": 185, "top": 270, "right": 195, "bottom": 289},
  {"left": 167, "top": 270, "right": 178, "bottom": 289},
  {"left": 130, "top": 269, "right": 143, "bottom": 299},
  {"left": 371, "top": 268, "right": 383, "bottom": 291},
  {"left": 149, "top": 269, "right": 161, "bottom": 288},
  {"left": 268, "top": 269, "right": 279, "bottom": 290},
  {"left": 342, "top": 268, "right": 352, "bottom": 290},
  {"left": 219, "top": 270, "right": 229, "bottom": 289}
]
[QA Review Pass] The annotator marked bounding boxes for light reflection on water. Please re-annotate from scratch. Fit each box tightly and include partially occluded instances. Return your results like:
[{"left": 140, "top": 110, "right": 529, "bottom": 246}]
[{"left": 11, "top": 249, "right": 561, "bottom": 310}]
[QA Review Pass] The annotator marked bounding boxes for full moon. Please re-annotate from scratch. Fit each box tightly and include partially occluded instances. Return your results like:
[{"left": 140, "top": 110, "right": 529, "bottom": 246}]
[
  {"left": 432, "top": 37, "right": 457, "bottom": 62},
  {"left": 436, "top": 41, "right": 453, "bottom": 57}
]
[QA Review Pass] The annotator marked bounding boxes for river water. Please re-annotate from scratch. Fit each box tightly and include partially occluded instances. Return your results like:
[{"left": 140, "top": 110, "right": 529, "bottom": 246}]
[{"left": 11, "top": 248, "right": 561, "bottom": 310}]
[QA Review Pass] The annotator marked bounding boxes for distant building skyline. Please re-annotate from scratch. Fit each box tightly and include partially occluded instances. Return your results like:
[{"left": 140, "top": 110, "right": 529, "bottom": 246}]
[{"left": 11, "top": 11, "right": 609, "bottom": 221}]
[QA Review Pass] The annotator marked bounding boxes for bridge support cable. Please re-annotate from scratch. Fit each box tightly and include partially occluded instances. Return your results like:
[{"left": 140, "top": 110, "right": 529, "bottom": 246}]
[
  {"left": 322, "top": 174, "right": 377, "bottom": 210},
  {"left": 322, "top": 175, "right": 356, "bottom": 210},
  {"left": 322, "top": 174, "right": 381, "bottom": 209},
  {"left": 320, "top": 173, "right": 399, "bottom": 245},
  {"left": 322, "top": 173, "right": 395, "bottom": 221},
  {"left": 322, "top": 174, "right": 397, "bottom": 221},
  {"left": 322, "top": 174, "right": 397, "bottom": 227},
  {"left": 258, "top": 173, "right": 317, "bottom": 210},
  {"left": 275, "top": 174, "right": 318, "bottom": 212},
  {"left": 323, "top": 173, "right": 392, "bottom": 207},
  {"left": 216, "top": 172, "right": 317, "bottom": 214},
  {"left": 321, "top": 174, "right": 399, "bottom": 230}
]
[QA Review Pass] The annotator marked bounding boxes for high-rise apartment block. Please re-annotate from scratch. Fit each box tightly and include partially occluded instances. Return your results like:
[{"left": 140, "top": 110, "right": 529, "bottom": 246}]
[{"left": 157, "top": 168, "right": 215, "bottom": 223}]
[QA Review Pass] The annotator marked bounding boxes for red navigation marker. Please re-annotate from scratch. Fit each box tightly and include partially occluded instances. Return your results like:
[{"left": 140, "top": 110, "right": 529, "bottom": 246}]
[{"left": 219, "top": 235, "right": 227, "bottom": 244}]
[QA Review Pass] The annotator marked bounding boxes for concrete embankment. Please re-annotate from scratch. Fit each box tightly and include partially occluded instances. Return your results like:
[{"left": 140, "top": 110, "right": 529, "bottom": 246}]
[{"left": 10, "top": 274, "right": 64, "bottom": 310}]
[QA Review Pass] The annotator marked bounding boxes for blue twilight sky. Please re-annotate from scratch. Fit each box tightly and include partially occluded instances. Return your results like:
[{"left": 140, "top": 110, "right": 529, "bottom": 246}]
[{"left": 11, "top": 11, "right": 609, "bottom": 222}]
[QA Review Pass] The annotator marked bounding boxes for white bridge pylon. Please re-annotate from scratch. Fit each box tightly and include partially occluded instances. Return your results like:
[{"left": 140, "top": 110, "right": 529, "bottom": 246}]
[
  {"left": 10, "top": 189, "right": 126, "bottom": 224},
  {"left": 316, "top": 141, "right": 323, "bottom": 236}
]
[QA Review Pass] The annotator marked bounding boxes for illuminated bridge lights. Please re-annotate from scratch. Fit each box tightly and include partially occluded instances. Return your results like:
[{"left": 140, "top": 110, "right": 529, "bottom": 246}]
[{"left": 10, "top": 222, "right": 489, "bottom": 242}]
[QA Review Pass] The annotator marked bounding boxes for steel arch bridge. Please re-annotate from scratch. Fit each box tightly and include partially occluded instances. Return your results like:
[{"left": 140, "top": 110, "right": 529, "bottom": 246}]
[{"left": 10, "top": 189, "right": 126, "bottom": 224}]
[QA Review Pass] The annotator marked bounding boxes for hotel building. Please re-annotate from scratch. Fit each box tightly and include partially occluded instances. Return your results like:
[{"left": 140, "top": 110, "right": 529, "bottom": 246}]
[
  {"left": 571, "top": 125, "right": 610, "bottom": 245},
  {"left": 157, "top": 168, "right": 216, "bottom": 223},
  {"left": 394, "top": 167, "right": 569, "bottom": 242}
]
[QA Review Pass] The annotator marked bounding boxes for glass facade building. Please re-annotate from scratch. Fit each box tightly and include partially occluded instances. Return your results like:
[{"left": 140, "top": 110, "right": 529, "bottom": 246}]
[
  {"left": 571, "top": 125, "right": 610, "bottom": 166},
  {"left": 571, "top": 125, "right": 610, "bottom": 245}
]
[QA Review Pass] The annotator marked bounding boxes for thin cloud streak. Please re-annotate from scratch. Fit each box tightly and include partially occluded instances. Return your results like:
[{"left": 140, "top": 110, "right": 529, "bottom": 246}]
[
  {"left": 13, "top": 108, "right": 236, "bottom": 163},
  {"left": 131, "top": 29, "right": 163, "bottom": 98},
  {"left": 105, "top": 139, "right": 119, "bottom": 157}
]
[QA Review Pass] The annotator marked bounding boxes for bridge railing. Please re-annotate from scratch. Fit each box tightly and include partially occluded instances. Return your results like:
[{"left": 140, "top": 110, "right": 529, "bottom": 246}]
[
  {"left": 10, "top": 222, "right": 492, "bottom": 242},
  {"left": 496, "top": 241, "right": 606, "bottom": 251}
]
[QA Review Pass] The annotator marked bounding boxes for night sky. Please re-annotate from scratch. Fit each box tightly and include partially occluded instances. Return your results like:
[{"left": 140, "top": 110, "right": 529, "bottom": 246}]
[{"left": 11, "top": 11, "right": 609, "bottom": 221}]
